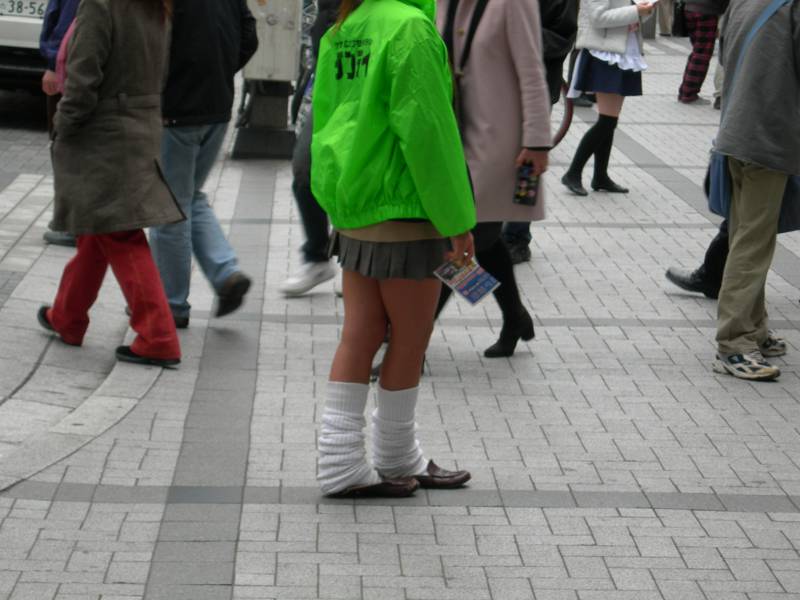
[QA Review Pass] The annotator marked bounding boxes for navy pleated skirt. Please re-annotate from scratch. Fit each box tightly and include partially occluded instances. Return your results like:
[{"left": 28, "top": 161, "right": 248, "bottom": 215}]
[{"left": 572, "top": 49, "right": 643, "bottom": 97}]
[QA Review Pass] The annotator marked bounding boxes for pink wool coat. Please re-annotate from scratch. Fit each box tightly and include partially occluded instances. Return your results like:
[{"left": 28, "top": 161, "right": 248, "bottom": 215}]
[{"left": 437, "top": 0, "right": 552, "bottom": 223}]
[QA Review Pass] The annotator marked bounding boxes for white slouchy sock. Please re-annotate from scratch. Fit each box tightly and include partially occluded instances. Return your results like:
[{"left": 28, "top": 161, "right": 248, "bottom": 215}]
[
  {"left": 317, "top": 381, "right": 381, "bottom": 495},
  {"left": 372, "top": 385, "right": 428, "bottom": 479}
]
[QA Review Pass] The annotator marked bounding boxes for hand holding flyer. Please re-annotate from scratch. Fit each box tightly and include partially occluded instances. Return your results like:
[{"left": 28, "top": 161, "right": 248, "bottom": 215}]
[{"left": 434, "top": 258, "right": 500, "bottom": 306}]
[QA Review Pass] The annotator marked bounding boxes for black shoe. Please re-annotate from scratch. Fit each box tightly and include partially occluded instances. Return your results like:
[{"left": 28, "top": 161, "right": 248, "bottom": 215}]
[
  {"left": 37, "top": 305, "right": 55, "bottom": 333},
  {"left": 43, "top": 231, "right": 77, "bottom": 247},
  {"left": 591, "top": 178, "right": 629, "bottom": 193},
  {"left": 115, "top": 345, "right": 180, "bottom": 368},
  {"left": 573, "top": 94, "right": 594, "bottom": 108},
  {"left": 665, "top": 267, "right": 719, "bottom": 299},
  {"left": 216, "top": 272, "right": 252, "bottom": 318},
  {"left": 713, "top": 97, "right": 721, "bottom": 110},
  {"left": 507, "top": 243, "right": 532, "bottom": 265},
  {"left": 561, "top": 173, "right": 588, "bottom": 196},
  {"left": 484, "top": 311, "right": 535, "bottom": 358},
  {"left": 37, "top": 305, "right": 81, "bottom": 346}
]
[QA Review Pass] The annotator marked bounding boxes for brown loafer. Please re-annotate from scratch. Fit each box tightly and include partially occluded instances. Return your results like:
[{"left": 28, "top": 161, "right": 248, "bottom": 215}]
[
  {"left": 327, "top": 477, "right": 419, "bottom": 499},
  {"left": 414, "top": 460, "right": 471, "bottom": 489}
]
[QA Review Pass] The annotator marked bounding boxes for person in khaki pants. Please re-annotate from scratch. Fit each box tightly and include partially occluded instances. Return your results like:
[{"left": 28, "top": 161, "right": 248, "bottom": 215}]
[
  {"left": 658, "top": 0, "right": 674, "bottom": 34},
  {"left": 711, "top": 0, "right": 800, "bottom": 381}
]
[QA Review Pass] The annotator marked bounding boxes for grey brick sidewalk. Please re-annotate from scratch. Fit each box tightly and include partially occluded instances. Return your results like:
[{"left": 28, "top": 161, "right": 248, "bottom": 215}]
[{"left": 0, "top": 39, "right": 799, "bottom": 600}]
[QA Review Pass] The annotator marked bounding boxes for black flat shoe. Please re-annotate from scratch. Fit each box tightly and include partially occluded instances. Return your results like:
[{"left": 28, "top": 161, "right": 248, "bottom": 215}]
[
  {"left": 665, "top": 267, "right": 719, "bottom": 299},
  {"left": 115, "top": 345, "right": 180, "bottom": 368},
  {"left": 216, "top": 272, "right": 252, "bottom": 318},
  {"left": 561, "top": 174, "right": 588, "bottom": 196},
  {"left": 37, "top": 305, "right": 81, "bottom": 346},
  {"left": 591, "top": 179, "right": 629, "bottom": 193},
  {"left": 484, "top": 311, "right": 535, "bottom": 358},
  {"left": 37, "top": 305, "right": 55, "bottom": 333}
]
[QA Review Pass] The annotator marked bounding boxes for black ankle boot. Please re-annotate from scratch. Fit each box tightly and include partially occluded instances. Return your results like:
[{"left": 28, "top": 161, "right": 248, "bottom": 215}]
[
  {"left": 561, "top": 173, "right": 588, "bottom": 196},
  {"left": 484, "top": 311, "right": 535, "bottom": 358},
  {"left": 591, "top": 178, "right": 629, "bottom": 193}
]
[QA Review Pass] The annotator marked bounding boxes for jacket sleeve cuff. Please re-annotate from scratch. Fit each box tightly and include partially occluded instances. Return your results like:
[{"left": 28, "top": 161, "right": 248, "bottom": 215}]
[{"left": 522, "top": 133, "right": 553, "bottom": 148}]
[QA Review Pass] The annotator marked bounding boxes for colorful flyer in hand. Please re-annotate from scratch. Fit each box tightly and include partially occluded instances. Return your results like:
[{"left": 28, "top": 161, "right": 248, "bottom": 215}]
[{"left": 434, "top": 258, "right": 500, "bottom": 305}]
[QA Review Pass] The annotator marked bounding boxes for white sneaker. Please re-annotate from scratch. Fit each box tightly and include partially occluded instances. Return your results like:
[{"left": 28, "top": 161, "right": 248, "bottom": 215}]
[{"left": 280, "top": 261, "right": 336, "bottom": 297}]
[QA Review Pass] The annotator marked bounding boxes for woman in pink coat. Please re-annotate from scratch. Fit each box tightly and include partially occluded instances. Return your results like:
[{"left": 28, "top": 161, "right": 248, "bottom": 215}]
[{"left": 436, "top": 0, "right": 552, "bottom": 357}]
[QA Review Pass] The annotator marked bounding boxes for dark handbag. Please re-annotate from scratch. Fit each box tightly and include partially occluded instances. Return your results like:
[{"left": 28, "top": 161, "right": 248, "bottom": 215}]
[
  {"left": 708, "top": 0, "right": 800, "bottom": 234},
  {"left": 672, "top": 1, "right": 689, "bottom": 37},
  {"left": 444, "top": 0, "right": 488, "bottom": 127}
]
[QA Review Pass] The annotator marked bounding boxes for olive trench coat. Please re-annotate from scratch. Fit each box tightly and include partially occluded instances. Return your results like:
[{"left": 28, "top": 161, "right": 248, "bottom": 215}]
[
  {"left": 437, "top": 0, "right": 552, "bottom": 223},
  {"left": 50, "top": 0, "right": 183, "bottom": 235}
]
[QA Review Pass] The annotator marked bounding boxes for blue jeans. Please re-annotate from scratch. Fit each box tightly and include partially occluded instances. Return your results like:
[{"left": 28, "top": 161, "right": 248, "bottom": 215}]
[{"left": 150, "top": 124, "right": 239, "bottom": 319}]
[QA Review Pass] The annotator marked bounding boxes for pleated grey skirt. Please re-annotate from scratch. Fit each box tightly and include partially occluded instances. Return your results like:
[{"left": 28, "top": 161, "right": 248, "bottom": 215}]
[{"left": 330, "top": 232, "right": 449, "bottom": 281}]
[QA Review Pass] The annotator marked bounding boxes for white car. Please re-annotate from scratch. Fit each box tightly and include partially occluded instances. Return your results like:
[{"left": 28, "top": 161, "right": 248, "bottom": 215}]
[{"left": 0, "top": 0, "right": 46, "bottom": 90}]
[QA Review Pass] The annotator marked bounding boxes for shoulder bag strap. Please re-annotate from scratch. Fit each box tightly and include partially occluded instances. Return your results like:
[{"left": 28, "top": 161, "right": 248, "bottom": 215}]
[
  {"left": 459, "top": 0, "right": 489, "bottom": 72},
  {"left": 723, "top": 0, "right": 790, "bottom": 114}
]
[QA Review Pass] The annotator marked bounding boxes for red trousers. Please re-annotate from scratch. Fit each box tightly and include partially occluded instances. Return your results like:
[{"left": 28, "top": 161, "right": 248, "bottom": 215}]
[
  {"left": 48, "top": 230, "right": 181, "bottom": 360},
  {"left": 678, "top": 12, "right": 719, "bottom": 102}
]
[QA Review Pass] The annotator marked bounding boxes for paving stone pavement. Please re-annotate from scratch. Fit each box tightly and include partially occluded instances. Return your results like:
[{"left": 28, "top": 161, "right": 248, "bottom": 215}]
[{"left": 0, "top": 39, "right": 799, "bottom": 600}]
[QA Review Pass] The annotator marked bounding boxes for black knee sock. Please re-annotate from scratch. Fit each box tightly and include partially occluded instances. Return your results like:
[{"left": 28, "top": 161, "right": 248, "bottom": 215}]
[
  {"left": 566, "top": 114, "right": 618, "bottom": 180},
  {"left": 434, "top": 284, "right": 454, "bottom": 321},
  {"left": 477, "top": 238, "right": 527, "bottom": 324},
  {"left": 592, "top": 115, "right": 619, "bottom": 184}
]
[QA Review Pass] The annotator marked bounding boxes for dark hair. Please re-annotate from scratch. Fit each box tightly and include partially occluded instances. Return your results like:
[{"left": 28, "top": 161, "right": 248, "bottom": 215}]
[{"left": 337, "top": 0, "right": 362, "bottom": 26}]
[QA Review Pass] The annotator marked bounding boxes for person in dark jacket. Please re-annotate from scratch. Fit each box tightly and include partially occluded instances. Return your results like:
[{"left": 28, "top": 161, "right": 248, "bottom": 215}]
[
  {"left": 281, "top": 0, "right": 342, "bottom": 297},
  {"left": 678, "top": 0, "right": 729, "bottom": 103},
  {"left": 541, "top": 0, "right": 580, "bottom": 105},
  {"left": 149, "top": 0, "right": 259, "bottom": 328},
  {"left": 39, "top": 0, "right": 80, "bottom": 248},
  {"left": 503, "top": 0, "right": 578, "bottom": 264}
]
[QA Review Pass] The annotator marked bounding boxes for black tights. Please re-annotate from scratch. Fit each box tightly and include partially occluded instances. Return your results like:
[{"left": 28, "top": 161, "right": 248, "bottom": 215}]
[
  {"left": 436, "top": 222, "right": 528, "bottom": 325},
  {"left": 566, "top": 113, "right": 619, "bottom": 184}
]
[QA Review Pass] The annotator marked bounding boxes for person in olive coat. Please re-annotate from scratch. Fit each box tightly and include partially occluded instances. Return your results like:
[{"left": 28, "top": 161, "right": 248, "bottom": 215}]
[{"left": 38, "top": 0, "right": 185, "bottom": 368}]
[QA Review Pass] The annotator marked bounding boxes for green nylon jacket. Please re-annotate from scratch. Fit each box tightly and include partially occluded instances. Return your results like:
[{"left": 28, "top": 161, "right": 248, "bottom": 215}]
[{"left": 310, "top": 0, "right": 477, "bottom": 237}]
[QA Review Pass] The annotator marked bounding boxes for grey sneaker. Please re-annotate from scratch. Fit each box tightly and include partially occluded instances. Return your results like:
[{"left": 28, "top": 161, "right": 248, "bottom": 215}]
[
  {"left": 713, "top": 351, "right": 780, "bottom": 381},
  {"left": 760, "top": 331, "right": 787, "bottom": 358}
]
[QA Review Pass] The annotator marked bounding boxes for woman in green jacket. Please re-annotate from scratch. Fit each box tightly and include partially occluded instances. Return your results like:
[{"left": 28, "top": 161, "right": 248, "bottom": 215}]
[{"left": 311, "top": 0, "right": 476, "bottom": 498}]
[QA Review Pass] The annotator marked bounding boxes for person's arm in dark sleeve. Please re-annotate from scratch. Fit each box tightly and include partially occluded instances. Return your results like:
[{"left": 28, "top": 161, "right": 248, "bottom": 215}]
[
  {"left": 238, "top": 0, "right": 258, "bottom": 71},
  {"left": 39, "top": 0, "right": 61, "bottom": 70},
  {"left": 53, "top": 0, "right": 111, "bottom": 138},
  {"left": 540, "top": 0, "right": 578, "bottom": 62}
]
